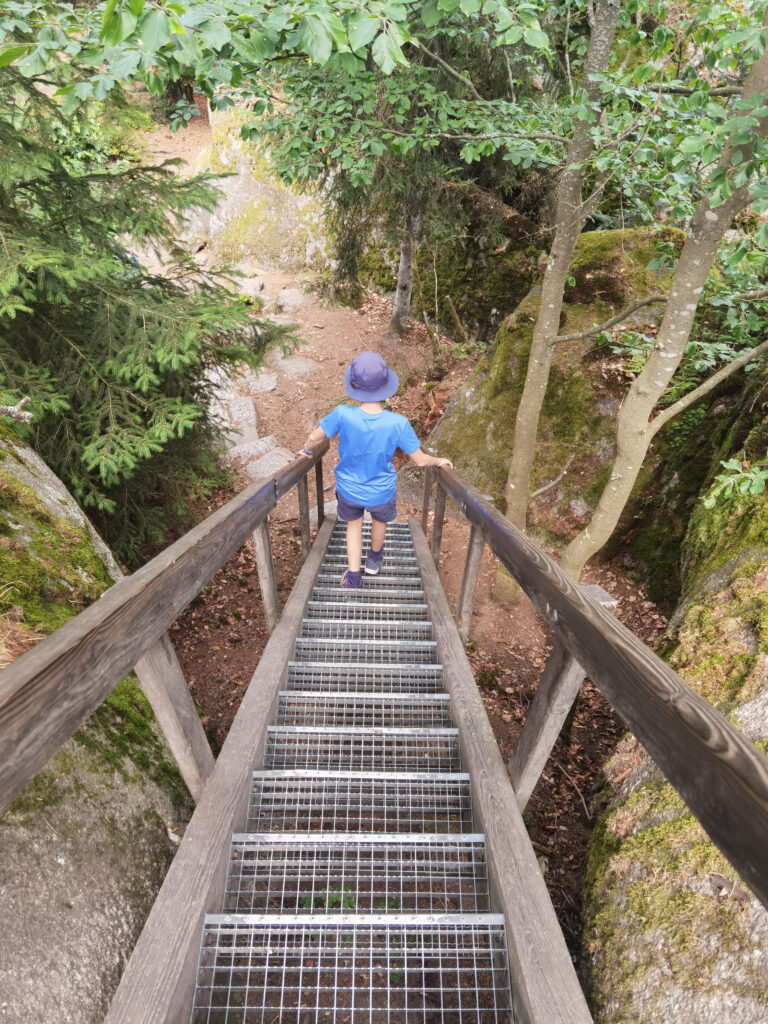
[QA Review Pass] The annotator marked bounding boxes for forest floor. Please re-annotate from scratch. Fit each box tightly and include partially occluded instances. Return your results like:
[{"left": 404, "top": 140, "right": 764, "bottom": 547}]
[{"left": 153, "top": 111, "right": 668, "bottom": 963}]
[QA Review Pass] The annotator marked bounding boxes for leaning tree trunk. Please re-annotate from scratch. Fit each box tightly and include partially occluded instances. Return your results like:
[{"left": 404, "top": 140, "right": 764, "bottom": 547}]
[
  {"left": 503, "top": 0, "right": 621, "bottom": 530},
  {"left": 560, "top": 30, "right": 768, "bottom": 579},
  {"left": 389, "top": 201, "right": 421, "bottom": 336}
]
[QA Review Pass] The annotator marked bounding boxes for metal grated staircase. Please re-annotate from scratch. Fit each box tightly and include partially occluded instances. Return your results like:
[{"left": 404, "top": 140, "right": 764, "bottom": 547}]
[{"left": 191, "top": 520, "right": 514, "bottom": 1022}]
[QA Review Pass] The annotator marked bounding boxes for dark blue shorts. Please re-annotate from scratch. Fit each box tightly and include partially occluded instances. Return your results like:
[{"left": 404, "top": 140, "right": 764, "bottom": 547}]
[{"left": 336, "top": 490, "right": 397, "bottom": 523}]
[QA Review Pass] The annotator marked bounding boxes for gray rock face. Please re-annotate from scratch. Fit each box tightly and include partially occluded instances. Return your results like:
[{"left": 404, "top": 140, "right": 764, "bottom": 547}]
[
  {"left": 243, "top": 447, "right": 296, "bottom": 481},
  {"left": 276, "top": 286, "right": 306, "bottom": 313},
  {"left": 0, "top": 439, "right": 189, "bottom": 1023}
]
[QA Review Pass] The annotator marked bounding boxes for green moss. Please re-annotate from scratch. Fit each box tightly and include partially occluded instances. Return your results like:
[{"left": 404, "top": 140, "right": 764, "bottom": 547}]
[
  {"left": 6, "top": 769, "right": 63, "bottom": 815},
  {"left": 74, "top": 677, "right": 188, "bottom": 810},
  {"left": 584, "top": 779, "right": 761, "bottom": 1017},
  {"left": 0, "top": 471, "right": 113, "bottom": 631}
]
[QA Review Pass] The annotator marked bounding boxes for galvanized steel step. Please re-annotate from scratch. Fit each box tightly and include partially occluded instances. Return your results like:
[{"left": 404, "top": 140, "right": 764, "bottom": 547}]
[
  {"left": 284, "top": 661, "right": 444, "bottom": 694},
  {"left": 192, "top": 914, "right": 512, "bottom": 1023},
  {"left": 300, "top": 618, "right": 433, "bottom": 642},
  {"left": 248, "top": 771, "right": 474, "bottom": 833},
  {"left": 321, "top": 556, "right": 420, "bottom": 575},
  {"left": 315, "top": 572, "right": 424, "bottom": 588},
  {"left": 224, "top": 833, "right": 488, "bottom": 914},
  {"left": 294, "top": 637, "right": 437, "bottom": 663},
  {"left": 305, "top": 600, "right": 430, "bottom": 621},
  {"left": 276, "top": 692, "right": 452, "bottom": 728},
  {"left": 312, "top": 585, "right": 427, "bottom": 603},
  {"left": 264, "top": 725, "right": 461, "bottom": 772}
]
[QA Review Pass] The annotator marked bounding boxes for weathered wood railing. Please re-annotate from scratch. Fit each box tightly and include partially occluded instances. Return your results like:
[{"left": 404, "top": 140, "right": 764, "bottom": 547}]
[
  {"left": 0, "top": 440, "right": 329, "bottom": 816},
  {"left": 422, "top": 466, "right": 768, "bottom": 908}
]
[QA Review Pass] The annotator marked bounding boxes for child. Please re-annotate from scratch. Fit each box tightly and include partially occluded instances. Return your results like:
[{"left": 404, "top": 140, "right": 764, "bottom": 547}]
[{"left": 299, "top": 351, "right": 452, "bottom": 588}]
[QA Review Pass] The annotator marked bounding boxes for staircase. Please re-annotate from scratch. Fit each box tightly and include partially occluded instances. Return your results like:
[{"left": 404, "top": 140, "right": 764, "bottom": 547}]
[{"left": 191, "top": 520, "right": 514, "bottom": 1022}]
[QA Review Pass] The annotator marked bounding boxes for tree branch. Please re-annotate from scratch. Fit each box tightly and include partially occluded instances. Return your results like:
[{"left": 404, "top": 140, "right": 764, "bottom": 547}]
[
  {"left": 660, "top": 84, "right": 742, "bottom": 96},
  {"left": 554, "top": 295, "right": 668, "bottom": 343},
  {"left": 414, "top": 40, "right": 484, "bottom": 101},
  {"left": 650, "top": 338, "right": 768, "bottom": 435},
  {"left": 730, "top": 287, "right": 768, "bottom": 302},
  {"left": 531, "top": 456, "right": 575, "bottom": 498},
  {"left": 0, "top": 397, "right": 33, "bottom": 424}
]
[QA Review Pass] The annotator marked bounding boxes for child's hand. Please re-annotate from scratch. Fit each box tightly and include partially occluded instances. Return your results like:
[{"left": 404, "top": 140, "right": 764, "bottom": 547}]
[{"left": 436, "top": 457, "right": 453, "bottom": 469}]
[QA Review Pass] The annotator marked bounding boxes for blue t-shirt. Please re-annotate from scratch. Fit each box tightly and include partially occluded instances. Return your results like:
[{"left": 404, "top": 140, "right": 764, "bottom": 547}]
[{"left": 319, "top": 404, "right": 421, "bottom": 505}]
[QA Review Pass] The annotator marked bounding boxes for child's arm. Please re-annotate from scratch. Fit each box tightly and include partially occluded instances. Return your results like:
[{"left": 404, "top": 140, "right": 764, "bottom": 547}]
[
  {"left": 407, "top": 448, "right": 453, "bottom": 469},
  {"left": 298, "top": 425, "right": 328, "bottom": 456}
]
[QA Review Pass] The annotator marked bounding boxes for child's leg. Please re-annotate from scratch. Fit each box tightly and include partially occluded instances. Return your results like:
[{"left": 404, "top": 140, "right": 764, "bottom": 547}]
[
  {"left": 370, "top": 518, "right": 387, "bottom": 553},
  {"left": 346, "top": 517, "right": 364, "bottom": 571}
]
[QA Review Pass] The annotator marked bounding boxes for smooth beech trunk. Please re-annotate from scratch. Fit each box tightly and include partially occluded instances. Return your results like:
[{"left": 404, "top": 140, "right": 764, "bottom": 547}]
[
  {"left": 560, "top": 33, "right": 768, "bottom": 578},
  {"left": 504, "top": 0, "right": 621, "bottom": 529}
]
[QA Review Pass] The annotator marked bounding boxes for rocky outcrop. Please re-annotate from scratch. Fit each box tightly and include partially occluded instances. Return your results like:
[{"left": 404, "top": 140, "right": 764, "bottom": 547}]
[
  {"left": 582, "top": 393, "right": 768, "bottom": 1023},
  {"left": 0, "top": 431, "right": 190, "bottom": 1022},
  {"left": 430, "top": 228, "right": 680, "bottom": 542},
  {"left": 183, "top": 108, "right": 331, "bottom": 273}
]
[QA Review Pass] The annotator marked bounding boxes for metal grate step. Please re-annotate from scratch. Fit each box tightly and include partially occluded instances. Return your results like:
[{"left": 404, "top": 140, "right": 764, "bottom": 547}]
[
  {"left": 326, "top": 540, "right": 415, "bottom": 553},
  {"left": 264, "top": 726, "right": 461, "bottom": 772},
  {"left": 248, "top": 772, "right": 474, "bottom": 834},
  {"left": 300, "top": 619, "right": 433, "bottom": 642},
  {"left": 224, "top": 833, "right": 489, "bottom": 915},
  {"left": 276, "top": 692, "right": 452, "bottom": 729},
  {"left": 316, "top": 572, "right": 424, "bottom": 588},
  {"left": 321, "top": 558, "right": 420, "bottom": 576},
  {"left": 285, "top": 662, "right": 444, "bottom": 694},
  {"left": 294, "top": 638, "right": 437, "bottom": 663},
  {"left": 331, "top": 523, "right": 412, "bottom": 536},
  {"left": 192, "top": 914, "right": 512, "bottom": 1023},
  {"left": 312, "top": 585, "right": 426, "bottom": 603},
  {"left": 305, "top": 600, "right": 430, "bottom": 622}
]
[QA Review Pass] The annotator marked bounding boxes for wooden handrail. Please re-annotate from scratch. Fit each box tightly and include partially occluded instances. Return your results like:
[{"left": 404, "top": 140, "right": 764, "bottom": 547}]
[
  {"left": 430, "top": 467, "right": 768, "bottom": 908},
  {"left": 0, "top": 441, "right": 329, "bottom": 816}
]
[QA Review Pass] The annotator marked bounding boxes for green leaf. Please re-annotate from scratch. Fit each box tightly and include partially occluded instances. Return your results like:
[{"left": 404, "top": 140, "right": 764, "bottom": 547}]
[
  {"left": 523, "top": 27, "right": 549, "bottom": 49},
  {"left": 679, "top": 135, "right": 706, "bottom": 154},
  {"left": 421, "top": 0, "right": 441, "bottom": 26},
  {"left": 298, "top": 16, "right": 332, "bottom": 64},
  {"left": 102, "top": 10, "right": 138, "bottom": 47},
  {"left": 459, "top": 0, "right": 481, "bottom": 13},
  {"left": 199, "top": 18, "right": 231, "bottom": 50},
  {"left": 0, "top": 44, "right": 28, "bottom": 68},
  {"left": 371, "top": 29, "right": 406, "bottom": 74},
  {"left": 348, "top": 13, "right": 379, "bottom": 51},
  {"left": 110, "top": 48, "right": 141, "bottom": 78},
  {"left": 140, "top": 9, "right": 171, "bottom": 50}
]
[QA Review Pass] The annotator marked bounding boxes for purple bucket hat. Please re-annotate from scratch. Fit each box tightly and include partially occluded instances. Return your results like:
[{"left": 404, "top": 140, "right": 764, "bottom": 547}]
[{"left": 344, "top": 351, "right": 399, "bottom": 402}]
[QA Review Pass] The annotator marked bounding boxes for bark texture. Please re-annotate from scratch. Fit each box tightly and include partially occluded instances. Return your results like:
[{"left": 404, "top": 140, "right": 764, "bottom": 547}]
[
  {"left": 504, "top": 0, "right": 621, "bottom": 529},
  {"left": 388, "top": 201, "right": 421, "bottom": 336},
  {"left": 560, "top": 32, "right": 768, "bottom": 578}
]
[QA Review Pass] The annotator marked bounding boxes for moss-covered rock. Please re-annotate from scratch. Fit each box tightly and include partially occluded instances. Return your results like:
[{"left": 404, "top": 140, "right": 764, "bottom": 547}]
[
  {"left": 0, "top": 435, "right": 191, "bottom": 1023},
  {"left": 182, "top": 108, "right": 332, "bottom": 272},
  {"left": 431, "top": 227, "right": 678, "bottom": 542},
  {"left": 583, "top": 409, "right": 768, "bottom": 1021}
]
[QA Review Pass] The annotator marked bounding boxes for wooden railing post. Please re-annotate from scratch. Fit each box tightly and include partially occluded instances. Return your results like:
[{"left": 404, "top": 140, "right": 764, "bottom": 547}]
[
  {"left": 421, "top": 465, "right": 434, "bottom": 533},
  {"left": 508, "top": 584, "right": 617, "bottom": 810},
  {"left": 456, "top": 523, "right": 484, "bottom": 642},
  {"left": 315, "top": 458, "right": 325, "bottom": 528},
  {"left": 134, "top": 635, "right": 214, "bottom": 803},
  {"left": 431, "top": 483, "right": 446, "bottom": 563},
  {"left": 252, "top": 517, "right": 279, "bottom": 633},
  {"left": 297, "top": 473, "right": 311, "bottom": 559}
]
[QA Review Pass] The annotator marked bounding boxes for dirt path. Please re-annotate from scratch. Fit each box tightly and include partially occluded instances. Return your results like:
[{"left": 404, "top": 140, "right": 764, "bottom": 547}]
[{"left": 152, "top": 111, "right": 668, "bottom": 961}]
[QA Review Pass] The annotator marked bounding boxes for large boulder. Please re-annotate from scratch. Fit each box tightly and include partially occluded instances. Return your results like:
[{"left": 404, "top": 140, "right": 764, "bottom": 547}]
[
  {"left": 183, "top": 108, "right": 332, "bottom": 273},
  {"left": 430, "top": 227, "right": 682, "bottom": 541},
  {"left": 582, "top": 397, "right": 768, "bottom": 1022},
  {"left": 0, "top": 430, "right": 190, "bottom": 1022}
]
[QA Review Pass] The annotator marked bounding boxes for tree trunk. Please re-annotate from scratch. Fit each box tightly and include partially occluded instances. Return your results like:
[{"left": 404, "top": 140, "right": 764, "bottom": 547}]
[
  {"left": 389, "top": 202, "right": 421, "bottom": 336},
  {"left": 503, "top": 0, "right": 621, "bottom": 529},
  {"left": 560, "top": 32, "right": 768, "bottom": 579}
]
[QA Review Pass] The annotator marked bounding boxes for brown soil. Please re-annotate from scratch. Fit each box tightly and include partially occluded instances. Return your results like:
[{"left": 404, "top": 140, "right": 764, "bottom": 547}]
[{"left": 150, "top": 112, "right": 668, "bottom": 960}]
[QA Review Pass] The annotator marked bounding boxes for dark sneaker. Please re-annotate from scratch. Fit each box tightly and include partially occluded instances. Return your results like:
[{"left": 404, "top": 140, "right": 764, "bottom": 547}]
[
  {"left": 340, "top": 569, "right": 363, "bottom": 589},
  {"left": 364, "top": 548, "right": 384, "bottom": 575}
]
